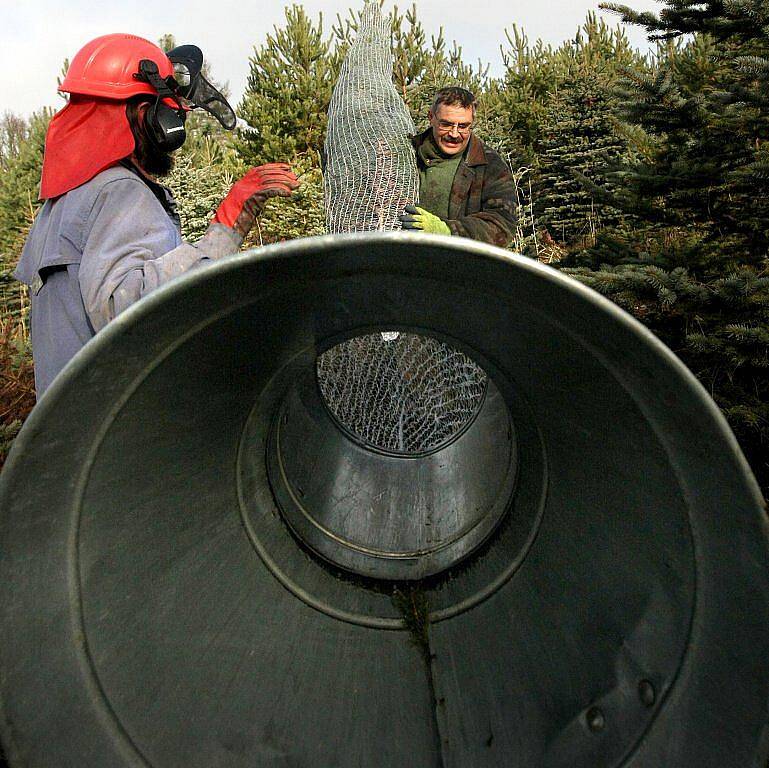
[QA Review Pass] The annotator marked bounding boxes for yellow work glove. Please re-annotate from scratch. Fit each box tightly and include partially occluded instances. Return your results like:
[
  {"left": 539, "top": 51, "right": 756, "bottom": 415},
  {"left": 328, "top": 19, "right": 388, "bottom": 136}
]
[{"left": 399, "top": 205, "right": 451, "bottom": 235}]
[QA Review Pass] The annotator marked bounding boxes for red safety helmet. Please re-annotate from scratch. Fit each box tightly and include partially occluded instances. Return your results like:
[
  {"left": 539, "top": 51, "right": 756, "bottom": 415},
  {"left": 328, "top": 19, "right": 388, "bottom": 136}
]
[
  {"left": 59, "top": 33, "right": 175, "bottom": 101},
  {"left": 41, "top": 34, "right": 178, "bottom": 199},
  {"left": 41, "top": 33, "right": 235, "bottom": 199}
]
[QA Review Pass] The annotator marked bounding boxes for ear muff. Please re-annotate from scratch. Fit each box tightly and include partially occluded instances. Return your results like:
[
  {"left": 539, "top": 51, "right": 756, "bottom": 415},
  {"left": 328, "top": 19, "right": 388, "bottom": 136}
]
[
  {"left": 134, "top": 58, "right": 187, "bottom": 153},
  {"left": 143, "top": 98, "right": 187, "bottom": 152}
]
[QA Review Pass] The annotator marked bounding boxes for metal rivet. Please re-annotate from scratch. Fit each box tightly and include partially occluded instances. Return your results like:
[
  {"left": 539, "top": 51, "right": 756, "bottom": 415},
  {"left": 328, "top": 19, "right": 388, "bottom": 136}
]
[
  {"left": 586, "top": 706, "right": 605, "bottom": 732},
  {"left": 638, "top": 679, "right": 656, "bottom": 707}
]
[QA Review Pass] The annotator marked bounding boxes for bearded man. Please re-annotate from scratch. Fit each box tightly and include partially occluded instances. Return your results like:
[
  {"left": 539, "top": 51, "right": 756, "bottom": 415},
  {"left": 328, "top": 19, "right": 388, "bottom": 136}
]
[{"left": 15, "top": 34, "right": 299, "bottom": 395}]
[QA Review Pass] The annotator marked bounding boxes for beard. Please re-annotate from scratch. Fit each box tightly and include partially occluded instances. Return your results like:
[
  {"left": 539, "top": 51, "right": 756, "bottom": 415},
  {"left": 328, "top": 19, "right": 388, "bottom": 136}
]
[
  {"left": 126, "top": 100, "right": 175, "bottom": 178},
  {"left": 134, "top": 136, "right": 174, "bottom": 177}
]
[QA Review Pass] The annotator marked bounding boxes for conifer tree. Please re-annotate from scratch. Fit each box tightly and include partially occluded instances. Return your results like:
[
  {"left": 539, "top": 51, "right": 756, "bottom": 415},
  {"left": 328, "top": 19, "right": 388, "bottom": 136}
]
[
  {"left": 537, "top": 68, "right": 629, "bottom": 245},
  {"left": 565, "top": 0, "right": 769, "bottom": 493},
  {"left": 0, "top": 111, "right": 50, "bottom": 259},
  {"left": 0, "top": 110, "right": 50, "bottom": 317},
  {"left": 237, "top": 5, "right": 343, "bottom": 165},
  {"left": 536, "top": 14, "right": 645, "bottom": 246},
  {"left": 491, "top": 14, "right": 645, "bottom": 256},
  {"left": 493, "top": 26, "right": 560, "bottom": 162}
]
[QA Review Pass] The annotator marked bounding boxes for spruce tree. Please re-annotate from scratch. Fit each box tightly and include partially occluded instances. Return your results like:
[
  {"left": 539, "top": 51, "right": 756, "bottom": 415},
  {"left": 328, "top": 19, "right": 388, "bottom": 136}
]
[
  {"left": 536, "top": 14, "right": 646, "bottom": 246},
  {"left": 490, "top": 14, "right": 645, "bottom": 256},
  {"left": 564, "top": 0, "right": 769, "bottom": 493},
  {"left": 537, "top": 68, "right": 630, "bottom": 245}
]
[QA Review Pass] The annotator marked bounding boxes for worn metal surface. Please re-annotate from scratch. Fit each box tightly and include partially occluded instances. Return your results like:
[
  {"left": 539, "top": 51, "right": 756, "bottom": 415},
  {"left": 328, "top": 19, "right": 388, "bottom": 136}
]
[
  {"left": 1, "top": 233, "right": 767, "bottom": 767},
  {"left": 269, "top": 365, "right": 514, "bottom": 579}
]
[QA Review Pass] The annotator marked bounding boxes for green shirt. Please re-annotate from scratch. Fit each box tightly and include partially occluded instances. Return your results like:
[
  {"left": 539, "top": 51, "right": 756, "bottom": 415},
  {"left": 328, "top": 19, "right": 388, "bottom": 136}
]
[{"left": 417, "top": 136, "right": 464, "bottom": 220}]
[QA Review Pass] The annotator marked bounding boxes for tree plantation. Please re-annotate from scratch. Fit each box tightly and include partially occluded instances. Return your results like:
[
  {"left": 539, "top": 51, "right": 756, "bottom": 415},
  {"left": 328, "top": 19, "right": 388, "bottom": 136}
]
[{"left": 0, "top": 0, "right": 767, "bottom": 496}]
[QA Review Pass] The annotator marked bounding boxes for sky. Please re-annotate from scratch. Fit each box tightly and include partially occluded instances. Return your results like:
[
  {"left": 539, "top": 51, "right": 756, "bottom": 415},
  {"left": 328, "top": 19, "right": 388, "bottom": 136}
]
[{"left": 2, "top": 0, "right": 663, "bottom": 118}]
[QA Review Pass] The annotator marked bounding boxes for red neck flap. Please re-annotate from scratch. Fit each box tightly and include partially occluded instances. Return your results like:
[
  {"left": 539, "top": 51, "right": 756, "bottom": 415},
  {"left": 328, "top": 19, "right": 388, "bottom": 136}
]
[{"left": 39, "top": 96, "right": 135, "bottom": 200}]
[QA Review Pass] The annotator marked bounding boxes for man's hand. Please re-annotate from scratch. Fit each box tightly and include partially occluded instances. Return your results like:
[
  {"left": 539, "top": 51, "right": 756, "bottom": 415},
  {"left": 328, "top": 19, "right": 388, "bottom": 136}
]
[
  {"left": 213, "top": 163, "right": 300, "bottom": 238},
  {"left": 399, "top": 205, "right": 451, "bottom": 235}
]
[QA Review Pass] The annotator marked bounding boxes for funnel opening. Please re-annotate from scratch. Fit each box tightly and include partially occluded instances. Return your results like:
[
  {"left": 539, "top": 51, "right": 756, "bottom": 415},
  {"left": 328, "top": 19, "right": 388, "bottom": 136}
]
[
  {"left": 316, "top": 331, "right": 488, "bottom": 457},
  {"left": 264, "top": 333, "right": 515, "bottom": 581}
]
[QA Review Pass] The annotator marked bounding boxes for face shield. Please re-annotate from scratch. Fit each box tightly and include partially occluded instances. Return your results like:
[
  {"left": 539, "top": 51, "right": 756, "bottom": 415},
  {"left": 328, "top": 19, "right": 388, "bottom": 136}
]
[{"left": 166, "top": 45, "right": 237, "bottom": 130}]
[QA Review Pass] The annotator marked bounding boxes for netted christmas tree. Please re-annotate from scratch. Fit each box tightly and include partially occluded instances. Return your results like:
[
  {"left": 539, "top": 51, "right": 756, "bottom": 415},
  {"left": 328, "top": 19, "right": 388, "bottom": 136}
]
[
  {"left": 317, "top": 2, "right": 487, "bottom": 454},
  {"left": 323, "top": 2, "right": 418, "bottom": 232},
  {"left": 317, "top": 332, "right": 488, "bottom": 454}
]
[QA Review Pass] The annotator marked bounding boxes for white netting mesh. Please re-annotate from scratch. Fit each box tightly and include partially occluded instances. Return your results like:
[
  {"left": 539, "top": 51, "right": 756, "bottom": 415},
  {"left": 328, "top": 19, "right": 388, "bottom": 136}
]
[
  {"left": 318, "top": 3, "right": 487, "bottom": 454},
  {"left": 317, "top": 333, "right": 487, "bottom": 454},
  {"left": 323, "top": 3, "right": 418, "bottom": 232}
]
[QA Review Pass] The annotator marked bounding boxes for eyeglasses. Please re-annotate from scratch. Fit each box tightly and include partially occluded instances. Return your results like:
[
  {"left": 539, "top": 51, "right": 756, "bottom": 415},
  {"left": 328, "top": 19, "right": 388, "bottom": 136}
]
[{"left": 436, "top": 119, "right": 473, "bottom": 135}]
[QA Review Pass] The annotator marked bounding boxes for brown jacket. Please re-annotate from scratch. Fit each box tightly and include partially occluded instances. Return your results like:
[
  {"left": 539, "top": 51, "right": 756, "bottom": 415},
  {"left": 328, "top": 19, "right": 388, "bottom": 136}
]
[{"left": 413, "top": 129, "right": 517, "bottom": 247}]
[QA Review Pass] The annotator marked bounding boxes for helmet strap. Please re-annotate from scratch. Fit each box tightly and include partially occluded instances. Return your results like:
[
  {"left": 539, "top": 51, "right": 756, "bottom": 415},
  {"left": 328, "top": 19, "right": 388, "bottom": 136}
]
[
  {"left": 133, "top": 60, "right": 187, "bottom": 153},
  {"left": 134, "top": 60, "right": 183, "bottom": 110}
]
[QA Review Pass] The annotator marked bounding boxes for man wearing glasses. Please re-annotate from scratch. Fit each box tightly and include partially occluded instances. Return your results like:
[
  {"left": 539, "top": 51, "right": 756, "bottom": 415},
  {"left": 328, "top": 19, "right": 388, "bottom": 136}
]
[{"left": 400, "top": 87, "right": 517, "bottom": 247}]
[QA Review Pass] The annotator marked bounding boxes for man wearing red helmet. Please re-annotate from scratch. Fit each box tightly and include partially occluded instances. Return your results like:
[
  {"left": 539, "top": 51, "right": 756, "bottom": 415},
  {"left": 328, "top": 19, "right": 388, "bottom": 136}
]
[{"left": 15, "top": 34, "right": 300, "bottom": 395}]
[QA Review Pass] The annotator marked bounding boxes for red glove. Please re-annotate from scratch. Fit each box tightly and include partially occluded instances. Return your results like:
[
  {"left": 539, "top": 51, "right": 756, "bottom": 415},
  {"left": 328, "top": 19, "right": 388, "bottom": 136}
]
[{"left": 213, "top": 163, "right": 300, "bottom": 238}]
